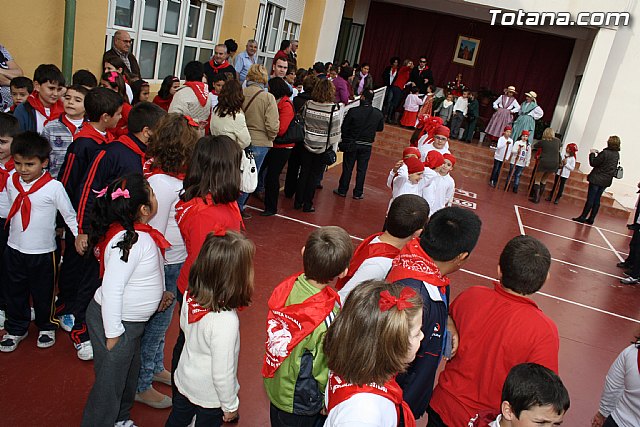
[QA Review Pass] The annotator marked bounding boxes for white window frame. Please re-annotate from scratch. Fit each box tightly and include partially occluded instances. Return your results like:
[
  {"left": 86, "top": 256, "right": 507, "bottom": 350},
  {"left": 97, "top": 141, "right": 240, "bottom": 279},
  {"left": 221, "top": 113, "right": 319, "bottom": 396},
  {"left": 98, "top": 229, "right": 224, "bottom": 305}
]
[
  {"left": 282, "top": 20, "right": 300, "bottom": 43},
  {"left": 255, "top": 2, "right": 300, "bottom": 72},
  {"left": 106, "top": 0, "right": 225, "bottom": 82}
]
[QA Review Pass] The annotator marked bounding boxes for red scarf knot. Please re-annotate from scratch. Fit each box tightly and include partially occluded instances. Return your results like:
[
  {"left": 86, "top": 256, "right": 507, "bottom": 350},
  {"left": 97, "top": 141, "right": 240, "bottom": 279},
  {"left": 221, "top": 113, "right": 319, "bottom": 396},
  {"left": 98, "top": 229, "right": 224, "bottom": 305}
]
[
  {"left": 386, "top": 238, "right": 450, "bottom": 294},
  {"left": 26, "top": 91, "right": 64, "bottom": 126},
  {"left": 186, "top": 291, "right": 211, "bottom": 323},
  {"left": 379, "top": 287, "right": 417, "bottom": 312},
  {"left": 208, "top": 59, "right": 230, "bottom": 73},
  {"left": 0, "top": 158, "right": 15, "bottom": 192},
  {"left": 6, "top": 172, "right": 53, "bottom": 231}
]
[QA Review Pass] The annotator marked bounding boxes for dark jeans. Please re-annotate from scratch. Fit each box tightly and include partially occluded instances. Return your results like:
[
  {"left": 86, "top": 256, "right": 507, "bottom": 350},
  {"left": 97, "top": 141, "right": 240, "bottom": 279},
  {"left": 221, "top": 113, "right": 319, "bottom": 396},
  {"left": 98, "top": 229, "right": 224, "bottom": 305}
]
[
  {"left": 269, "top": 403, "right": 325, "bottom": 427},
  {"left": 463, "top": 117, "right": 478, "bottom": 141},
  {"left": 450, "top": 111, "right": 464, "bottom": 139},
  {"left": 578, "top": 183, "right": 606, "bottom": 220},
  {"left": 505, "top": 164, "right": 524, "bottom": 191},
  {"left": 627, "top": 228, "right": 640, "bottom": 278},
  {"left": 338, "top": 144, "right": 372, "bottom": 197},
  {"left": 284, "top": 144, "right": 304, "bottom": 198},
  {"left": 166, "top": 388, "right": 223, "bottom": 427},
  {"left": 0, "top": 217, "right": 8, "bottom": 311},
  {"left": 71, "top": 254, "right": 101, "bottom": 344},
  {"left": 489, "top": 159, "right": 503, "bottom": 184},
  {"left": 383, "top": 86, "right": 403, "bottom": 119},
  {"left": 295, "top": 149, "right": 326, "bottom": 210},
  {"left": 426, "top": 406, "right": 448, "bottom": 427},
  {"left": 264, "top": 147, "right": 292, "bottom": 213},
  {"left": 551, "top": 175, "right": 568, "bottom": 200}
]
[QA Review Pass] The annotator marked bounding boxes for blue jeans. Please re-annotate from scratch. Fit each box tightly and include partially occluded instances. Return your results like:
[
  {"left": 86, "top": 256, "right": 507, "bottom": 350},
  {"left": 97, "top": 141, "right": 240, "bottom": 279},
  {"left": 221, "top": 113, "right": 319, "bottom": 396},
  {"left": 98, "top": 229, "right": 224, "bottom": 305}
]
[
  {"left": 238, "top": 145, "right": 270, "bottom": 210},
  {"left": 136, "top": 262, "right": 182, "bottom": 393},
  {"left": 506, "top": 164, "right": 524, "bottom": 191},
  {"left": 578, "top": 183, "right": 606, "bottom": 220}
]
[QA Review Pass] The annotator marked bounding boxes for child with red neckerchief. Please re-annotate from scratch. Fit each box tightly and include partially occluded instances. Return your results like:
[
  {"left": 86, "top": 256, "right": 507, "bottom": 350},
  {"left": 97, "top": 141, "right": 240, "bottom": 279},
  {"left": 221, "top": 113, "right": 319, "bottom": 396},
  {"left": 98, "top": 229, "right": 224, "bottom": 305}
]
[
  {"left": 170, "top": 61, "right": 214, "bottom": 136},
  {"left": 324, "top": 281, "right": 424, "bottom": 427},
  {"left": 13, "top": 64, "right": 65, "bottom": 133},
  {"left": 263, "top": 226, "right": 353, "bottom": 426},
  {"left": 100, "top": 71, "right": 131, "bottom": 138},
  {"left": 81, "top": 174, "right": 170, "bottom": 427},
  {"left": 166, "top": 230, "right": 253, "bottom": 426}
]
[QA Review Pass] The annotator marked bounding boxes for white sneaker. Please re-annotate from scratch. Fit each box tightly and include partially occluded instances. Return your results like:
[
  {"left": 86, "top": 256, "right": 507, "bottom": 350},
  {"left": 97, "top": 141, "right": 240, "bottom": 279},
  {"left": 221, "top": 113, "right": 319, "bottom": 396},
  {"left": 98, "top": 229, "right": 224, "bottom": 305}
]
[
  {"left": 37, "top": 330, "right": 56, "bottom": 348},
  {"left": 0, "top": 332, "right": 28, "bottom": 352},
  {"left": 115, "top": 420, "right": 138, "bottom": 427},
  {"left": 0, "top": 309, "right": 5, "bottom": 330},
  {"left": 58, "top": 314, "right": 75, "bottom": 332},
  {"left": 75, "top": 340, "right": 93, "bottom": 361}
]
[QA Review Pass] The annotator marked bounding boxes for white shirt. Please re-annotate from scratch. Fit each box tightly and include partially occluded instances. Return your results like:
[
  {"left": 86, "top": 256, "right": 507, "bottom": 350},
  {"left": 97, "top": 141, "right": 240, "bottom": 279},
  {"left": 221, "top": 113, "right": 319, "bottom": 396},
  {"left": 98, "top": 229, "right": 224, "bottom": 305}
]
[
  {"left": 125, "top": 83, "right": 134, "bottom": 104},
  {"left": 493, "top": 95, "right": 520, "bottom": 113},
  {"left": 387, "top": 165, "right": 437, "bottom": 212},
  {"left": 35, "top": 108, "right": 49, "bottom": 134},
  {"left": 324, "top": 393, "right": 397, "bottom": 427},
  {"left": 510, "top": 140, "right": 531, "bottom": 167},
  {"left": 423, "top": 173, "right": 455, "bottom": 216},
  {"left": 338, "top": 236, "right": 394, "bottom": 303},
  {"left": 598, "top": 344, "right": 640, "bottom": 427},
  {"left": 175, "top": 299, "right": 240, "bottom": 412},
  {"left": 453, "top": 97, "right": 468, "bottom": 115},
  {"left": 494, "top": 136, "right": 514, "bottom": 161},
  {"left": 0, "top": 162, "right": 14, "bottom": 218},
  {"left": 557, "top": 153, "right": 576, "bottom": 178},
  {"left": 418, "top": 137, "right": 450, "bottom": 162},
  {"left": 403, "top": 94, "right": 424, "bottom": 112},
  {"left": 6, "top": 175, "right": 78, "bottom": 254},
  {"left": 147, "top": 174, "right": 186, "bottom": 265},
  {"left": 93, "top": 230, "right": 164, "bottom": 337}
]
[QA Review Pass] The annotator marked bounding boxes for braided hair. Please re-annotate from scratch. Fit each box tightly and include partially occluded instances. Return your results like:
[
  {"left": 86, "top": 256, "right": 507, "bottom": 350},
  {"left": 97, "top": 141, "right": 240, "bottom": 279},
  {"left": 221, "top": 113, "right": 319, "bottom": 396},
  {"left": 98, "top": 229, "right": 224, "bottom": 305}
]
[{"left": 88, "top": 174, "right": 153, "bottom": 263}]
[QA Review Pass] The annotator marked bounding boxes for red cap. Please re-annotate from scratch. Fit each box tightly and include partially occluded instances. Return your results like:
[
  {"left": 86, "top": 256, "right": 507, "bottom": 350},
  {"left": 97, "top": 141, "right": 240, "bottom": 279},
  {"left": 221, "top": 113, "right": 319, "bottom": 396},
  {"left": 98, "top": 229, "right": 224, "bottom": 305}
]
[
  {"left": 404, "top": 156, "right": 425, "bottom": 175},
  {"left": 425, "top": 150, "right": 445, "bottom": 169},
  {"left": 503, "top": 125, "right": 512, "bottom": 131},
  {"left": 434, "top": 125, "right": 450, "bottom": 138},
  {"left": 521, "top": 130, "right": 530, "bottom": 136},
  {"left": 402, "top": 147, "right": 421, "bottom": 159},
  {"left": 566, "top": 143, "right": 578, "bottom": 153},
  {"left": 443, "top": 153, "right": 456, "bottom": 166}
]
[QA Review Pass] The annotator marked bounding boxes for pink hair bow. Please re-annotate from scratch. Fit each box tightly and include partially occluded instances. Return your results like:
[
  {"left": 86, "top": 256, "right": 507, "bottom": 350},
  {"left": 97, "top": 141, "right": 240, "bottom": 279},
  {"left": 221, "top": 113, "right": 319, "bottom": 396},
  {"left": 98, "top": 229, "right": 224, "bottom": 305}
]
[
  {"left": 107, "top": 71, "right": 119, "bottom": 83},
  {"left": 111, "top": 188, "right": 130, "bottom": 200},
  {"left": 378, "top": 287, "right": 417, "bottom": 312},
  {"left": 93, "top": 187, "right": 108, "bottom": 198}
]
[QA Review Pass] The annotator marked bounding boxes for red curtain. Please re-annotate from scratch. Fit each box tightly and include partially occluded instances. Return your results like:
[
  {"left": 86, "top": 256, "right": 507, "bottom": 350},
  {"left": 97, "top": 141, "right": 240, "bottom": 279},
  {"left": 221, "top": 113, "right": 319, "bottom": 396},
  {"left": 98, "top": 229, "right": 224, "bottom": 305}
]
[{"left": 360, "top": 1, "right": 575, "bottom": 118}]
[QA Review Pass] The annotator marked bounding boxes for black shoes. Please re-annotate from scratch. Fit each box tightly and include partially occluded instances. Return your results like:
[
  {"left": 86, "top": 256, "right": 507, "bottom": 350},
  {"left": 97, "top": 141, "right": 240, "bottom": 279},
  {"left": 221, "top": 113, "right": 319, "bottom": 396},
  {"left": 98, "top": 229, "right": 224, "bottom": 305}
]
[
  {"left": 572, "top": 217, "right": 586, "bottom": 223},
  {"left": 333, "top": 189, "right": 346, "bottom": 197},
  {"left": 303, "top": 206, "right": 315, "bottom": 213},
  {"left": 353, "top": 195, "right": 364, "bottom": 200},
  {"left": 260, "top": 210, "right": 276, "bottom": 217}
]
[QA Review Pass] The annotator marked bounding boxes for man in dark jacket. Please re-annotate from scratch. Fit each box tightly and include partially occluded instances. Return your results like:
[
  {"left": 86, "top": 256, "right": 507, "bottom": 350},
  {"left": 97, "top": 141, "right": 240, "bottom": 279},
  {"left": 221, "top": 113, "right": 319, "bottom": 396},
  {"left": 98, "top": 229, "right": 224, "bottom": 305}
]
[
  {"left": 103, "top": 30, "right": 141, "bottom": 78},
  {"left": 203, "top": 44, "right": 237, "bottom": 91},
  {"left": 333, "top": 90, "right": 384, "bottom": 199},
  {"left": 410, "top": 56, "right": 435, "bottom": 94}
]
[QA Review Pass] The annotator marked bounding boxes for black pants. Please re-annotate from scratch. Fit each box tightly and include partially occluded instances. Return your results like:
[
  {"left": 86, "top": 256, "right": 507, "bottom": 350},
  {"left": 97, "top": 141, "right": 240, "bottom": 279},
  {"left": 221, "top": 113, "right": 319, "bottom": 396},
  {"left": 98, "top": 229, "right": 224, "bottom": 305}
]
[
  {"left": 383, "top": 86, "right": 403, "bottom": 119},
  {"left": 604, "top": 415, "right": 619, "bottom": 427},
  {"left": 166, "top": 388, "right": 223, "bottom": 427},
  {"left": 463, "top": 118, "right": 477, "bottom": 141},
  {"left": 0, "top": 217, "right": 8, "bottom": 311},
  {"left": 70, "top": 254, "right": 101, "bottom": 344},
  {"left": 578, "top": 183, "right": 606, "bottom": 220},
  {"left": 264, "top": 147, "right": 292, "bottom": 213},
  {"left": 338, "top": 145, "right": 372, "bottom": 197},
  {"left": 82, "top": 300, "right": 146, "bottom": 427},
  {"left": 627, "top": 228, "right": 640, "bottom": 278},
  {"left": 295, "top": 149, "right": 326, "bottom": 210},
  {"left": 426, "top": 406, "right": 448, "bottom": 427},
  {"left": 284, "top": 144, "right": 304, "bottom": 198},
  {"left": 4, "top": 247, "right": 58, "bottom": 335},
  {"left": 551, "top": 175, "right": 568, "bottom": 200},
  {"left": 269, "top": 403, "right": 325, "bottom": 427},
  {"left": 55, "top": 227, "right": 82, "bottom": 316},
  {"left": 450, "top": 111, "right": 464, "bottom": 139},
  {"left": 634, "top": 194, "right": 640, "bottom": 224},
  {"left": 171, "top": 290, "right": 185, "bottom": 398}
]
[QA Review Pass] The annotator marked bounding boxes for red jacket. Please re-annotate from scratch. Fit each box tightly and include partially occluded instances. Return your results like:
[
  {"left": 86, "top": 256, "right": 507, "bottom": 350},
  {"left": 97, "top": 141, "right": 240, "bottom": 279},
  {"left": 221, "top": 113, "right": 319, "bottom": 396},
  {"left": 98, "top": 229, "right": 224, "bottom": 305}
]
[
  {"left": 429, "top": 283, "right": 559, "bottom": 426},
  {"left": 393, "top": 66, "right": 413, "bottom": 89}
]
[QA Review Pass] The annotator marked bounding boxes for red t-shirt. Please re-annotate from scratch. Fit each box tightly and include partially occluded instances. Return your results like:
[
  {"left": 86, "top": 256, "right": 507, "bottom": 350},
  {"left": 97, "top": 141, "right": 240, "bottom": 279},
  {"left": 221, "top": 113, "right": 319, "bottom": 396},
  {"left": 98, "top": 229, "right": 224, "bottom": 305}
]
[{"left": 429, "top": 283, "right": 559, "bottom": 426}]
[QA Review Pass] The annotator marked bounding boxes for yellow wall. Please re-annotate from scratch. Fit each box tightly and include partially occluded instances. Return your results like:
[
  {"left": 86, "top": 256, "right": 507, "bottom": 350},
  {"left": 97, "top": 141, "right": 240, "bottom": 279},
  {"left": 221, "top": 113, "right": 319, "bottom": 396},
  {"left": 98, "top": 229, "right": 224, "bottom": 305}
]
[
  {"left": 297, "top": 0, "right": 327, "bottom": 69},
  {"left": 219, "top": 0, "right": 261, "bottom": 47},
  {"left": 0, "top": 0, "right": 108, "bottom": 81}
]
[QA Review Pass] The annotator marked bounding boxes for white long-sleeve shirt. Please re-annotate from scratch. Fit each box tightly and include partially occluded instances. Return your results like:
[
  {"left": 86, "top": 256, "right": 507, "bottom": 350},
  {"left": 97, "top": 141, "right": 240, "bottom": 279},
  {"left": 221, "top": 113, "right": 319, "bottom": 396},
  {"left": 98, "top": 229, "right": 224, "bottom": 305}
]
[
  {"left": 510, "top": 141, "right": 531, "bottom": 167},
  {"left": 556, "top": 153, "right": 576, "bottom": 178},
  {"left": 175, "top": 300, "right": 240, "bottom": 412},
  {"left": 93, "top": 230, "right": 165, "bottom": 338},
  {"left": 147, "top": 174, "right": 187, "bottom": 265},
  {"left": 6, "top": 175, "right": 78, "bottom": 254},
  {"left": 324, "top": 393, "right": 397, "bottom": 426},
  {"left": 453, "top": 97, "right": 468, "bottom": 115},
  {"left": 417, "top": 134, "right": 450, "bottom": 162},
  {"left": 598, "top": 344, "right": 640, "bottom": 427},
  {"left": 519, "top": 102, "right": 544, "bottom": 120},
  {"left": 423, "top": 173, "right": 455, "bottom": 216},
  {"left": 492, "top": 95, "right": 520, "bottom": 113},
  {"left": 403, "top": 94, "right": 424, "bottom": 112},
  {"left": 494, "top": 136, "right": 513, "bottom": 162},
  {"left": 387, "top": 165, "right": 437, "bottom": 212},
  {"left": 338, "top": 236, "right": 394, "bottom": 303}
]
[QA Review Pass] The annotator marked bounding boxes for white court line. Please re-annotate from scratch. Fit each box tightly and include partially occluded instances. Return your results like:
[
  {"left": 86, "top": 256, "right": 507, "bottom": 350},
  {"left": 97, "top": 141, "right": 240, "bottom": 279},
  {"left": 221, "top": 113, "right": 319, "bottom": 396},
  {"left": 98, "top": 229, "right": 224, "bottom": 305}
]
[
  {"left": 550, "top": 257, "right": 625, "bottom": 280},
  {"left": 524, "top": 225, "right": 629, "bottom": 256},
  {"left": 514, "top": 205, "right": 525, "bottom": 235},
  {"left": 248, "top": 205, "right": 638, "bottom": 323},
  {"left": 596, "top": 227, "right": 625, "bottom": 262},
  {"left": 515, "top": 205, "right": 631, "bottom": 238}
]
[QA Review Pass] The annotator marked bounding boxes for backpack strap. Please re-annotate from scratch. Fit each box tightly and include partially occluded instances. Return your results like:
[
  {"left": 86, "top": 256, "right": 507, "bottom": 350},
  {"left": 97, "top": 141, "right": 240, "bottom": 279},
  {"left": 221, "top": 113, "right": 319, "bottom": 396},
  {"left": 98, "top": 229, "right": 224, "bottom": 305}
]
[{"left": 326, "top": 104, "right": 336, "bottom": 151}]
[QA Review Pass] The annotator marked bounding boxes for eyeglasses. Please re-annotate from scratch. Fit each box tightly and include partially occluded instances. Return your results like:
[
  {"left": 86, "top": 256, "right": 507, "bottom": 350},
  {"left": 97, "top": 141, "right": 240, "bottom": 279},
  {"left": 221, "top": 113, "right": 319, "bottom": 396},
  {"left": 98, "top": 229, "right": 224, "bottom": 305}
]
[{"left": 419, "top": 60, "right": 427, "bottom": 63}]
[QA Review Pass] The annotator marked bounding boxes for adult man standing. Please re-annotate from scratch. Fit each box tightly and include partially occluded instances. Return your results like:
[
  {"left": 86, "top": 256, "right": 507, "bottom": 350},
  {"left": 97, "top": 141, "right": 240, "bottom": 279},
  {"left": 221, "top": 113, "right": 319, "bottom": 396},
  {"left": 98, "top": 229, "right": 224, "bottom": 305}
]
[
  {"left": 274, "top": 40, "right": 291, "bottom": 64},
  {"left": 410, "top": 56, "right": 434, "bottom": 94},
  {"left": 234, "top": 39, "right": 258, "bottom": 84},
  {"left": 272, "top": 56, "right": 288, "bottom": 79},
  {"left": 104, "top": 30, "right": 141, "bottom": 78},
  {"left": 203, "top": 44, "right": 237, "bottom": 91},
  {"left": 333, "top": 90, "right": 384, "bottom": 200},
  {"left": 288, "top": 40, "right": 298, "bottom": 70}
]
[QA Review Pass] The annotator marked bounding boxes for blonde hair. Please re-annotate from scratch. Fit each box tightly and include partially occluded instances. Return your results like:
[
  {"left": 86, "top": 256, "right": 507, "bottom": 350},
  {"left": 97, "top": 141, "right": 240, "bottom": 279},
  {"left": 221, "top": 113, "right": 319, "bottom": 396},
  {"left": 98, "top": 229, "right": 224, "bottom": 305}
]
[
  {"left": 246, "top": 64, "right": 268, "bottom": 85},
  {"left": 324, "top": 281, "right": 422, "bottom": 385},
  {"left": 541, "top": 127, "right": 555, "bottom": 141}
]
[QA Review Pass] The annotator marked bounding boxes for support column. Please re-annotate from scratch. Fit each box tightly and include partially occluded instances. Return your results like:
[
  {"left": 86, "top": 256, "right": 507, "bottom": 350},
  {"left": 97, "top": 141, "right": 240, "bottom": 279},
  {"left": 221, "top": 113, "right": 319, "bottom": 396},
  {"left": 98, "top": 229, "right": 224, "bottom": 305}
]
[
  {"left": 298, "top": 0, "right": 346, "bottom": 68},
  {"left": 219, "top": 0, "right": 261, "bottom": 46}
]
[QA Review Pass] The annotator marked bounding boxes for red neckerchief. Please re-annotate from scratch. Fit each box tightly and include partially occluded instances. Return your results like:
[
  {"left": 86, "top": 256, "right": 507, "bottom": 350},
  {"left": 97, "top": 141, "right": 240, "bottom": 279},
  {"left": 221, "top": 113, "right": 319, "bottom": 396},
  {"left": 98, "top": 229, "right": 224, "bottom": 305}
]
[
  {"left": 59, "top": 114, "right": 84, "bottom": 135},
  {"left": 153, "top": 95, "right": 173, "bottom": 111},
  {"left": 386, "top": 237, "right": 450, "bottom": 293},
  {"left": 26, "top": 91, "right": 64, "bottom": 126},
  {"left": 184, "top": 81, "right": 209, "bottom": 106},
  {"left": 326, "top": 372, "right": 416, "bottom": 427},
  {"left": 6, "top": 172, "right": 53, "bottom": 231},
  {"left": 0, "top": 158, "right": 15, "bottom": 192},
  {"left": 143, "top": 157, "right": 186, "bottom": 181},
  {"left": 93, "top": 222, "right": 171, "bottom": 278},
  {"left": 74, "top": 123, "right": 113, "bottom": 144},
  {"left": 468, "top": 411, "right": 500, "bottom": 427},
  {"left": 175, "top": 194, "right": 243, "bottom": 229},
  {"left": 262, "top": 273, "right": 340, "bottom": 378},
  {"left": 185, "top": 291, "right": 210, "bottom": 323},
  {"left": 336, "top": 233, "right": 400, "bottom": 290},
  {"left": 117, "top": 134, "right": 146, "bottom": 169},
  {"left": 208, "top": 59, "right": 230, "bottom": 73}
]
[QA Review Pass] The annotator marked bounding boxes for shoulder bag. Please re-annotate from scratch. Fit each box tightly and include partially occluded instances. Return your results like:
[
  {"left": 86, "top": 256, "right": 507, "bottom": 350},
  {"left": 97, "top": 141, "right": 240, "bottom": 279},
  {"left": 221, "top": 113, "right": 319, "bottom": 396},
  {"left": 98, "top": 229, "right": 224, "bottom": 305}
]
[
  {"left": 275, "top": 100, "right": 304, "bottom": 145},
  {"left": 615, "top": 160, "right": 624, "bottom": 179},
  {"left": 238, "top": 89, "right": 263, "bottom": 193},
  {"left": 322, "top": 105, "right": 338, "bottom": 166}
]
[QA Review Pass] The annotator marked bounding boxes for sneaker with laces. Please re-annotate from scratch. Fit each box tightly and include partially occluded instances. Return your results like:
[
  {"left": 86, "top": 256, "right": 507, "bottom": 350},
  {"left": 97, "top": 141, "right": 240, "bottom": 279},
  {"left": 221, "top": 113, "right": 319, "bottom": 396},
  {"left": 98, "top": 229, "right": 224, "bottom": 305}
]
[
  {"left": 58, "top": 314, "right": 75, "bottom": 332},
  {"left": 75, "top": 340, "right": 94, "bottom": 361},
  {"left": 620, "top": 276, "right": 640, "bottom": 285},
  {"left": 0, "top": 332, "right": 28, "bottom": 352},
  {"left": 115, "top": 420, "right": 138, "bottom": 427},
  {"left": 37, "top": 330, "right": 56, "bottom": 348},
  {"left": 0, "top": 309, "right": 5, "bottom": 330}
]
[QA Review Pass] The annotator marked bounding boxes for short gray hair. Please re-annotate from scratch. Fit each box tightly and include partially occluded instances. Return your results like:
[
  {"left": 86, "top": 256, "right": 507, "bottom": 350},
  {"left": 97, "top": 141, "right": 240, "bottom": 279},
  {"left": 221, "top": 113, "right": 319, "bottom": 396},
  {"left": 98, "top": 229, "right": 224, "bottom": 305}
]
[{"left": 214, "top": 44, "right": 227, "bottom": 52}]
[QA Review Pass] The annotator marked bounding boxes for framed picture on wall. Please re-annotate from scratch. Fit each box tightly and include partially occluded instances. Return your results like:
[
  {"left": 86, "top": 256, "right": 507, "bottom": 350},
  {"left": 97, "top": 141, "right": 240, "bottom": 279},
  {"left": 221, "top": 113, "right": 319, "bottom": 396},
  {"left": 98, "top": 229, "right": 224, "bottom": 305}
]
[{"left": 453, "top": 35, "right": 480, "bottom": 67}]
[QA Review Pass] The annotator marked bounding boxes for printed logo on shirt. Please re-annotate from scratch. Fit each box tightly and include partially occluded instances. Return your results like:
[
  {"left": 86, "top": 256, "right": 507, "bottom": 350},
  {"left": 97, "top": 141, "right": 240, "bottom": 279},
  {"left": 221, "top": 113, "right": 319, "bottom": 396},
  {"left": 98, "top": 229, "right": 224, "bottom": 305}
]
[
  {"left": 266, "top": 318, "right": 293, "bottom": 358},
  {"left": 54, "top": 136, "right": 64, "bottom": 147}
]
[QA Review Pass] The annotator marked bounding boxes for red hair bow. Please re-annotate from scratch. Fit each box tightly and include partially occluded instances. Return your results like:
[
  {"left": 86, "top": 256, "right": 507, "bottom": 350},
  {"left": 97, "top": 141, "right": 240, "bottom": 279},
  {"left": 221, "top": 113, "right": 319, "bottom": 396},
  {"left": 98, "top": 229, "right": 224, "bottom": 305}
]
[
  {"left": 379, "top": 287, "right": 417, "bottom": 312},
  {"left": 183, "top": 115, "right": 199, "bottom": 128}
]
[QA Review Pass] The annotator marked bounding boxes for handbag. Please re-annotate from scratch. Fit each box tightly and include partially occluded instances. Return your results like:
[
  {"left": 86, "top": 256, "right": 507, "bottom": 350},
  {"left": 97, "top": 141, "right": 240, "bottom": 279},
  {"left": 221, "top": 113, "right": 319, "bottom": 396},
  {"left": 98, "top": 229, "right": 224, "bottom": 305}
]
[
  {"left": 276, "top": 106, "right": 304, "bottom": 145},
  {"left": 615, "top": 160, "right": 624, "bottom": 179},
  {"left": 240, "top": 147, "right": 258, "bottom": 193},
  {"left": 322, "top": 105, "right": 338, "bottom": 166}
]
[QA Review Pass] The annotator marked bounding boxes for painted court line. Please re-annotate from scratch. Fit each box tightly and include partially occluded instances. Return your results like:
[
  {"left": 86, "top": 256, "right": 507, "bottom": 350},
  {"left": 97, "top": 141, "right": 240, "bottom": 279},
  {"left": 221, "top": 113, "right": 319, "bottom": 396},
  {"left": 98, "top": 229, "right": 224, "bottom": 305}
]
[
  {"left": 514, "top": 205, "right": 525, "bottom": 235},
  {"left": 248, "top": 205, "right": 638, "bottom": 323},
  {"left": 523, "top": 225, "right": 629, "bottom": 255},
  {"left": 596, "top": 227, "right": 625, "bottom": 262}
]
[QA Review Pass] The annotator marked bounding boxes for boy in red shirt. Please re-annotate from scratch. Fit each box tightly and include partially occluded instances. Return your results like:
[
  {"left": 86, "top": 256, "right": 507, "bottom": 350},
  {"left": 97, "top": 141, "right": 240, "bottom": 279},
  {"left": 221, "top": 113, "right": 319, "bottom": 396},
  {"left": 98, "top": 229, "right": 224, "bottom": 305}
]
[{"left": 428, "top": 235, "right": 560, "bottom": 427}]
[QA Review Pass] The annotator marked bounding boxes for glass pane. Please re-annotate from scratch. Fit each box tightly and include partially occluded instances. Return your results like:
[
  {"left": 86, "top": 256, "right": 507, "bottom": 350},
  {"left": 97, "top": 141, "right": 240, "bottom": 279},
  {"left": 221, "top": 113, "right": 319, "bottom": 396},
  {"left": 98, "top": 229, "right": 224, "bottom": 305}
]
[
  {"left": 139, "top": 41, "right": 158, "bottom": 79},
  {"left": 198, "top": 48, "right": 213, "bottom": 63},
  {"left": 164, "top": 0, "right": 181, "bottom": 35},
  {"left": 143, "top": 0, "right": 160, "bottom": 31},
  {"left": 181, "top": 46, "right": 198, "bottom": 79},
  {"left": 267, "top": 7, "right": 283, "bottom": 52},
  {"left": 202, "top": 5, "right": 217, "bottom": 41},
  {"left": 186, "top": 0, "right": 201, "bottom": 38},
  {"left": 159, "top": 43, "right": 179, "bottom": 80},
  {"left": 114, "top": 0, "right": 135, "bottom": 27}
]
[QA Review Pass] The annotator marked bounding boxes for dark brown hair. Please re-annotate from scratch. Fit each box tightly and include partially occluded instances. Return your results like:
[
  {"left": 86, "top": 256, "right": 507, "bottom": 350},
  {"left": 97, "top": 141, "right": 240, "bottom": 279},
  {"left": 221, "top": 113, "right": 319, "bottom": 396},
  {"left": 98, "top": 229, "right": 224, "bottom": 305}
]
[
  {"left": 181, "top": 135, "right": 241, "bottom": 204},
  {"left": 607, "top": 135, "right": 621, "bottom": 151},
  {"left": 188, "top": 230, "right": 255, "bottom": 311},
  {"left": 303, "top": 226, "right": 353, "bottom": 283},
  {"left": 214, "top": 79, "right": 245, "bottom": 119},
  {"left": 324, "top": 280, "right": 422, "bottom": 385},
  {"left": 311, "top": 78, "right": 336, "bottom": 104},
  {"left": 146, "top": 114, "right": 199, "bottom": 175}
]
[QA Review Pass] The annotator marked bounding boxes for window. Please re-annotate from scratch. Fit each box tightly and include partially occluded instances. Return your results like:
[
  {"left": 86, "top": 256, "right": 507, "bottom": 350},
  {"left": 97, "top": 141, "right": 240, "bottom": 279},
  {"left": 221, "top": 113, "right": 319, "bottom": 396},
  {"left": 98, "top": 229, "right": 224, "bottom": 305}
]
[
  {"left": 106, "top": 0, "right": 223, "bottom": 81},
  {"left": 282, "top": 20, "right": 300, "bottom": 43},
  {"left": 256, "top": 3, "right": 300, "bottom": 72}
]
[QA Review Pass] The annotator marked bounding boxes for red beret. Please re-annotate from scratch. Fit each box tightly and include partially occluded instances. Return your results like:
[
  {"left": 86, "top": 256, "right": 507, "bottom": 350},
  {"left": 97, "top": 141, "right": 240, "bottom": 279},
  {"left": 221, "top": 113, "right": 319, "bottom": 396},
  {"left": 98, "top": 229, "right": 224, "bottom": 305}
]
[
  {"left": 402, "top": 147, "right": 421, "bottom": 159},
  {"left": 404, "top": 156, "right": 425, "bottom": 175},
  {"left": 443, "top": 153, "right": 456, "bottom": 166},
  {"left": 521, "top": 130, "right": 530, "bottom": 136},
  {"left": 503, "top": 126, "right": 512, "bottom": 131},
  {"left": 425, "top": 150, "right": 445, "bottom": 169},
  {"left": 434, "top": 125, "right": 450, "bottom": 138},
  {"left": 566, "top": 143, "right": 578, "bottom": 153}
]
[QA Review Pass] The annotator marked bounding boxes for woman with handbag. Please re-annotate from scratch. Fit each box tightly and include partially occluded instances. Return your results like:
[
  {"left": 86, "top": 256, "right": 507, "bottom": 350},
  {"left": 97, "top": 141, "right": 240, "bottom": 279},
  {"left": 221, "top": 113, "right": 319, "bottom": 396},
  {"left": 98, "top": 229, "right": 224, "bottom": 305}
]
[
  {"left": 573, "top": 136, "right": 621, "bottom": 225},
  {"left": 261, "top": 77, "right": 297, "bottom": 216},
  {"left": 295, "top": 79, "right": 342, "bottom": 212},
  {"left": 210, "top": 79, "right": 251, "bottom": 149}
]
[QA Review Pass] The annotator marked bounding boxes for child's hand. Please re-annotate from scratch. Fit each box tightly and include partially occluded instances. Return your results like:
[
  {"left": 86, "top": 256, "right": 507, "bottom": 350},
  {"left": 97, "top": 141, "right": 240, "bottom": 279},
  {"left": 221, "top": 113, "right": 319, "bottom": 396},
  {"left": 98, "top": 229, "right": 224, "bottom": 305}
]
[
  {"left": 392, "top": 160, "right": 403, "bottom": 173},
  {"left": 106, "top": 336, "right": 120, "bottom": 351},
  {"left": 223, "top": 410, "right": 239, "bottom": 423},
  {"left": 591, "top": 412, "right": 605, "bottom": 427},
  {"left": 157, "top": 291, "right": 175, "bottom": 312},
  {"left": 75, "top": 234, "right": 89, "bottom": 255}
]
